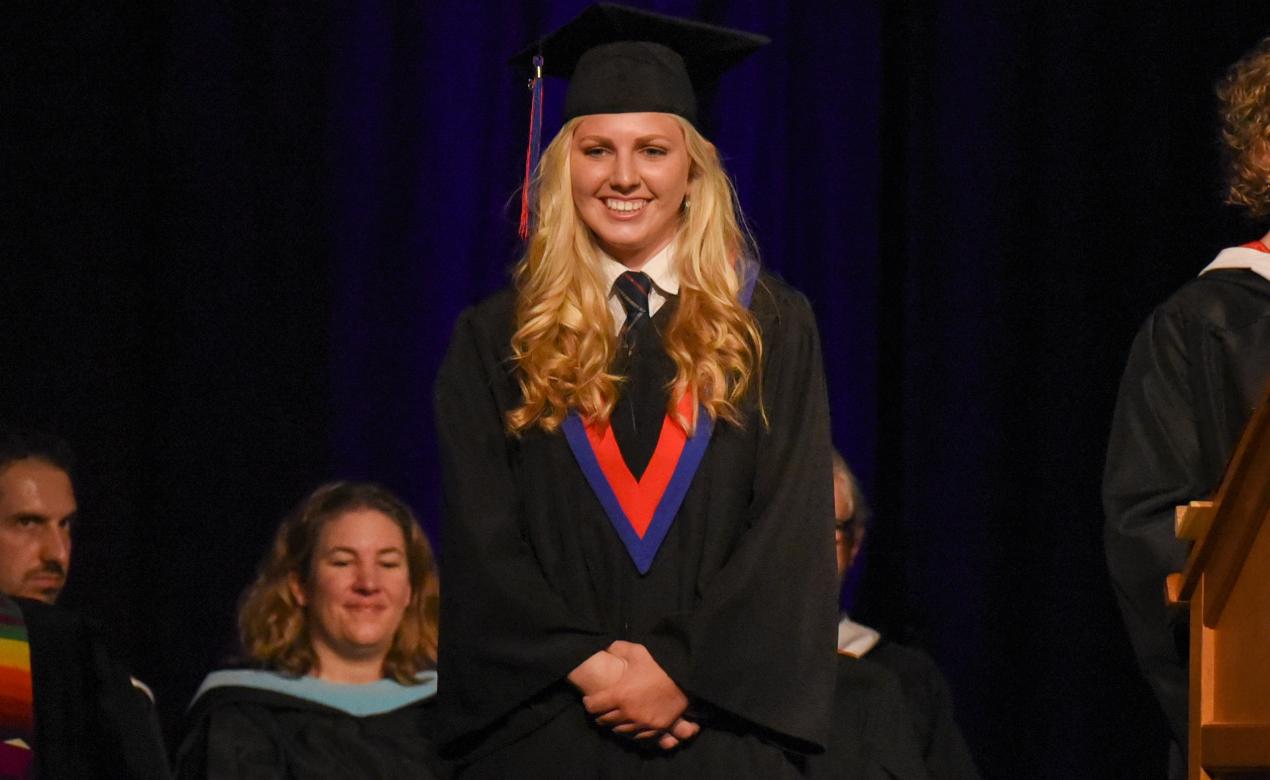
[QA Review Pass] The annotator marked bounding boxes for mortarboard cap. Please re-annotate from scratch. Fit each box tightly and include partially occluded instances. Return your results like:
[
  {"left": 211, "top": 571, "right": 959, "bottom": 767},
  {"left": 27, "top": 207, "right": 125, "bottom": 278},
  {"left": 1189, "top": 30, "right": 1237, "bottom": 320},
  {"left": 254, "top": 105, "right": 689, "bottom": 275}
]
[{"left": 511, "top": 3, "right": 769, "bottom": 126}]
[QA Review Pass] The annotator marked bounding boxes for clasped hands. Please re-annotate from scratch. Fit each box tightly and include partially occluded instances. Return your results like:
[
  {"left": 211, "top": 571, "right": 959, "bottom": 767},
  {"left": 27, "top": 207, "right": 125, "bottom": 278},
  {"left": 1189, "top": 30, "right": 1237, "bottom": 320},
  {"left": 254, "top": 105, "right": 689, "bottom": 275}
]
[{"left": 567, "top": 640, "right": 700, "bottom": 751}]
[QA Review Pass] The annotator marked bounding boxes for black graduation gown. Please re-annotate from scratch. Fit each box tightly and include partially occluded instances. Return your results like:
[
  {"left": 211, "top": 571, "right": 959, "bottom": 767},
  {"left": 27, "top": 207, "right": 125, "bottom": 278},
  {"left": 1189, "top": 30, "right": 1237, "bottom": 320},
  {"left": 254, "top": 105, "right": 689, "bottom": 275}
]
[
  {"left": 434, "top": 274, "right": 839, "bottom": 778},
  {"left": 15, "top": 597, "right": 170, "bottom": 780},
  {"left": 808, "top": 653, "right": 929, "bottom": 780},
  {"left": 174, "top": 684, "right": 447, "bottom": 779},
  {"left": 865, "top": 641, "right": 979, "bottom": 780},
  {"left": 1104, "top": 269, "right": 1270, "bottom": 752}
]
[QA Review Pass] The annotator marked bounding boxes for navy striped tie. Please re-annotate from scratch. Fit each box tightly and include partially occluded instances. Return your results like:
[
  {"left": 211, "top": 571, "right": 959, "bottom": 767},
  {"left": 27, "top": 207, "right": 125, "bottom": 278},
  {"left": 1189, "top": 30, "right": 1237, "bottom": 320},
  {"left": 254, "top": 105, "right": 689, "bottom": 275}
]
[{"left": 614, "top": 271, "right": 653, "bottom": 347}]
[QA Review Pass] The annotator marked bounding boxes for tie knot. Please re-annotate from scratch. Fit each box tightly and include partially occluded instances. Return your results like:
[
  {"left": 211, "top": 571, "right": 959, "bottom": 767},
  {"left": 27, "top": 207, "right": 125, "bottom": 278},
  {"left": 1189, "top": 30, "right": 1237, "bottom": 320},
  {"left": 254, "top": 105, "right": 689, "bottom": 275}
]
[{"left": 613, "top": 271, "right": 653, "bottom": 319}]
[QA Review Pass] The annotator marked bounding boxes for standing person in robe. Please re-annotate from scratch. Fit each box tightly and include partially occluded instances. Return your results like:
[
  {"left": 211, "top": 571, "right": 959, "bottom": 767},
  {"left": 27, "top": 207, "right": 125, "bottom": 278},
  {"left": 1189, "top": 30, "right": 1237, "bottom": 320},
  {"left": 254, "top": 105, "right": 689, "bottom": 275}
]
[
  {"left": 434, "top": 5, "right": 838, "bottom": 778},
  {"left": 175, "top": 482, "right": 445, "bottom": 780},
  {"left": 1104, "top": 34, "right": 1270, "bottom": 779},
  {"left": 828, "top": 452, "right": 978, "bottom": 780}
]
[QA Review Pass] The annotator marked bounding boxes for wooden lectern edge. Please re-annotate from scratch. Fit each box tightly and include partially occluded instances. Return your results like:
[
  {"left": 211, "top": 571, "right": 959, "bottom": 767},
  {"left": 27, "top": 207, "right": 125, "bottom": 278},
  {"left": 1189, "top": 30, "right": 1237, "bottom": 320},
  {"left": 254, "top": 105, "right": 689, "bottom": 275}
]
[
  {"left": 1177, "top": 379, "right": 1270, "bottom": 780},
  {"left": 1174, "top": 382, "right": 1270, "bottom": 610},
  {"left": 1176, "top": 501, "right": 1231, "bottom": 607},
  {"left": 1177, "top": 532, "right": 1206, "bottom": 603},
  {"left": 1165, "top": 572, "right": 1185, "bottom": 606},
  {"left": 1176, "top": 501, "right": 1216, "bottom": 541},
  {"left": 1173, "top": 501, "right": 1216, "bottom": 603},
  {"left": 1179, "top": 470, "right": 1270, "bottom": 616},
  {"left": 1201, "top": 722, "right": 1270, "bottom": 770}
]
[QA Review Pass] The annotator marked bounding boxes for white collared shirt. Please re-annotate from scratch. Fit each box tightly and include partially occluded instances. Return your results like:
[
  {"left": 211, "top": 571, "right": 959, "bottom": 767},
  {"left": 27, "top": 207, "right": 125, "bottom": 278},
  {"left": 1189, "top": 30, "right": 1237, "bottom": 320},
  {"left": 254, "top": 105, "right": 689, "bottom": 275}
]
[{"left": 599, "top": 241, "right": 681, "bottom": 335}]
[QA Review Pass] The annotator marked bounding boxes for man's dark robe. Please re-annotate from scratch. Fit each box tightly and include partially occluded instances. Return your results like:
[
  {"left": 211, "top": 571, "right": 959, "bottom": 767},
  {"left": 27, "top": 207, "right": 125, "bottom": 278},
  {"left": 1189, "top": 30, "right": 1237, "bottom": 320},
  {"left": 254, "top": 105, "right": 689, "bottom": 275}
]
[
  {"left": 16, "top": 597, "right": 170, "bottom": 779},
  {"left": 434, "top": 274, "right": 839, "bottom": 777},
  {"left": 808, "top": 653, "right": 929, "bottom": 780},
  {"left": 866, "top": 641, "right": 979, "bottom": 780},
  {"left": 1104, "top": 268, "right": 1270, "bottom": 757}
]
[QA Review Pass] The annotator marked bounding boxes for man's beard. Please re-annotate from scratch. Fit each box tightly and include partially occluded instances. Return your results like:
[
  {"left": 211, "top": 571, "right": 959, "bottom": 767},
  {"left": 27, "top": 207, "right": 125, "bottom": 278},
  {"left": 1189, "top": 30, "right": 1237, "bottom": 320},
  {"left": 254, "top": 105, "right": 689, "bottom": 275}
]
[{"left": 22, "top": 562, "right": 67, "bottom": 602}]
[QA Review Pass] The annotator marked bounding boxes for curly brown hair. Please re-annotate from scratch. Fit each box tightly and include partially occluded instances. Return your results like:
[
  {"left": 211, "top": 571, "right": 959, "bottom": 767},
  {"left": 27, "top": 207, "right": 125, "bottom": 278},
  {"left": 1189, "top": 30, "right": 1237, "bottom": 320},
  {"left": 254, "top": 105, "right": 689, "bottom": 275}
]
[
  {"left": 1218, "top": 36, "right": 1270, "bottom": 219},
  {"left": 237, "top": 482, "right": 439, "bottom": 684}
]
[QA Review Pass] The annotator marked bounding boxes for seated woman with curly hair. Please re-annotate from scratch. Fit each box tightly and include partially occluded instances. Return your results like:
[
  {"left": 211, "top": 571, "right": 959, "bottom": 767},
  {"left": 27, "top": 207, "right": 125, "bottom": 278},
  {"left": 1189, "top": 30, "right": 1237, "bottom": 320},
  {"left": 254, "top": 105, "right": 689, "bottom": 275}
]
[{"left": 175, "top": 482, "right": 444, "bottom": 779}]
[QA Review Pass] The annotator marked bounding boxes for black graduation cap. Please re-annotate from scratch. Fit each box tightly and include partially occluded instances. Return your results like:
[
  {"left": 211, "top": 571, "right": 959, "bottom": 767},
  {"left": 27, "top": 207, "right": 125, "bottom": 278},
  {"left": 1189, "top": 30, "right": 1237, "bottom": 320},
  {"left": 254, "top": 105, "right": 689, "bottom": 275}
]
[{"left": 511, "top": 3, "right": 769, "bottom": 126}]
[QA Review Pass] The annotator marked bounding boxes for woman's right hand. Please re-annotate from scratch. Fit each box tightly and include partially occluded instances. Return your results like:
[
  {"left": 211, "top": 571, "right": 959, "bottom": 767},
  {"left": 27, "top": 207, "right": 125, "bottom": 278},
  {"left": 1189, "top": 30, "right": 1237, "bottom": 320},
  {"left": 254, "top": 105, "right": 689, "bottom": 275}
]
[
  {"left": 648, "top": 717, "right": 700, "bottom": 750},
  {"left": 584, "top": 641, "right": 699, "bottom": 750},
  {"left": 570, "top": 646, "right": 700, "bottom": 750},
  {"left": 567, "top": 650, "right": 626, "bottom": 695}
]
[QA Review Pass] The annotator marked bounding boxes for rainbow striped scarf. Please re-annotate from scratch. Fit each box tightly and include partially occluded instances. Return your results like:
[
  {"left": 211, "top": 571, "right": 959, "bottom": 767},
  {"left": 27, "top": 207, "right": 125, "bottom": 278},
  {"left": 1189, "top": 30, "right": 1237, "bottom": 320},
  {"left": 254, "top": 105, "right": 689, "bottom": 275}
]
[{"left": 0, "top": 596, "right": 34, "bottom": 779}]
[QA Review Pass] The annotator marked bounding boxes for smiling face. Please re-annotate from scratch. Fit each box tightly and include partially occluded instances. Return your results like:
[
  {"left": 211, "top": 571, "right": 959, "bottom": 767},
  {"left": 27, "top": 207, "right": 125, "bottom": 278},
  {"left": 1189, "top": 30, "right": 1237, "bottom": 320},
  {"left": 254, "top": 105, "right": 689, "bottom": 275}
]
[
  {"left": 0, "top": 458, "right": 75, "bottom": 603},
  {"left": 290, "top": 508, "right": 412, "bottom": 676},
  {"left": 570, "top": 112, "right": 693, "bottom": 268}
]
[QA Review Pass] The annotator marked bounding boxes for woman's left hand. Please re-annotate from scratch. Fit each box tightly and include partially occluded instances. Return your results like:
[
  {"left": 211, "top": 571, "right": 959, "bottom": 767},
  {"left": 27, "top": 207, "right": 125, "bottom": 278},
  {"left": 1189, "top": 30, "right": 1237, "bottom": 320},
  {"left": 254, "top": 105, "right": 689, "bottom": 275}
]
[{"left": 582, "top": 640, "right": 697, "bottom": 748}]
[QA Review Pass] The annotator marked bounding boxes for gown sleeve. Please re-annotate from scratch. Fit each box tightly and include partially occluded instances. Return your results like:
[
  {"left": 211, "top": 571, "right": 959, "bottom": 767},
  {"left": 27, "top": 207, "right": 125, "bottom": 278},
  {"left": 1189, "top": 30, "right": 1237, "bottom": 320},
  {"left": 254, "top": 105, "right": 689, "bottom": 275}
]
[
  {"left": 637, "top": 285, "right": 840, "bottom": 752},
  {"left": 433, "top": 304, "right": 616, "bottom": 745},
  {"left": 89, "top": 637, "right": 172, "bottom": 780},
  {"left": 1102, "top": 304, "right": 1198, "bottom": 748},
  {"left": 18, "top": 598, "right": 171, "bottom": 780}
]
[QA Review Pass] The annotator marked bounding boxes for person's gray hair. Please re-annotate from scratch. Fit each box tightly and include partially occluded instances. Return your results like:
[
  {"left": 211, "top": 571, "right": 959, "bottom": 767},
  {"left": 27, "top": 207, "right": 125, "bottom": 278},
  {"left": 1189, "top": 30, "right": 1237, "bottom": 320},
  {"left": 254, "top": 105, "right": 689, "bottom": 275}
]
[{"left": 830, "top": 449, "right": 872, "bottom": 529}]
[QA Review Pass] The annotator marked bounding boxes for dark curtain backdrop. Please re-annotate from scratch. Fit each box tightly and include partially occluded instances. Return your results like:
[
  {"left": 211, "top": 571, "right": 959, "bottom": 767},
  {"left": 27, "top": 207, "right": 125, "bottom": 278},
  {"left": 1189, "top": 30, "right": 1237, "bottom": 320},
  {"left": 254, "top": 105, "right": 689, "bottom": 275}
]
[{"left": 6, "top": 2, "right": 1270, "bottom": 776}]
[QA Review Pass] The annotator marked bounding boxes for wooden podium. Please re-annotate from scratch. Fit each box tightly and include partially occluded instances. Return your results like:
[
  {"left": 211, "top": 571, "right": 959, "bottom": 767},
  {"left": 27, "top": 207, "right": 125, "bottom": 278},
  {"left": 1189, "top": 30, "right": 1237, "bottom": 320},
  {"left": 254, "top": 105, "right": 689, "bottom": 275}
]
[{"left": 1168, "top": 378, "right": 1270, "bottom": 780}]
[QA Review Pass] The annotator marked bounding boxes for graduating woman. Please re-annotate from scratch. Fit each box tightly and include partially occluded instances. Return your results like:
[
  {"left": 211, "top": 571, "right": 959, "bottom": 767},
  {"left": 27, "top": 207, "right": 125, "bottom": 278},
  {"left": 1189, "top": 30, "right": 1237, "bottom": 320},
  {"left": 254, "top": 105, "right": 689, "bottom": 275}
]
[
  {"left": 175, "top": 482, "right": 445, "bottom": 779},
  {"left": 435, "top": 5, "right": 838, "bottom": 777}
]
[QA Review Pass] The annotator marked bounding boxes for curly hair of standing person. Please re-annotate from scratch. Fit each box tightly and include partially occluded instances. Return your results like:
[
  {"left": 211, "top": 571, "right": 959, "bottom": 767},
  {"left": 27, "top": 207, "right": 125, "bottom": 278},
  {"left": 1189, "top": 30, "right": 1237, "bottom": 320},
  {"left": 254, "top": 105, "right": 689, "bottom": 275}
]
[{"left": 1218, "top": 35, "right": 1270, "bottom": 219}]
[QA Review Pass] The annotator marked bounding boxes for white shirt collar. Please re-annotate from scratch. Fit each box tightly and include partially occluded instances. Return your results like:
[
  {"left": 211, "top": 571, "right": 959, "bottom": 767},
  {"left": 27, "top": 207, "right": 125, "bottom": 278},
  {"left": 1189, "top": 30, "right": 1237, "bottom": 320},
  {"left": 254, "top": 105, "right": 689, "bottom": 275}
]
[
  {"left": 599, "top": 240, "right": 681, "bottom": 297},
  {"left": 836, "top": 613, "right": 882, "bottom": 657},
  {"left": 1201, "top": 244, "right": 1270, "bottom": 283}
]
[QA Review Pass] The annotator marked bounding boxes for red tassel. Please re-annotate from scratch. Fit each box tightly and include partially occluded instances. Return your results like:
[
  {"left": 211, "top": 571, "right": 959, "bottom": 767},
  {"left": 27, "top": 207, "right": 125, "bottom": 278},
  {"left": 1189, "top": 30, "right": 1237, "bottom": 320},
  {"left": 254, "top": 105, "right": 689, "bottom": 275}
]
[{"left": 519, "top": 55, "right": 545, "bottom": 240}]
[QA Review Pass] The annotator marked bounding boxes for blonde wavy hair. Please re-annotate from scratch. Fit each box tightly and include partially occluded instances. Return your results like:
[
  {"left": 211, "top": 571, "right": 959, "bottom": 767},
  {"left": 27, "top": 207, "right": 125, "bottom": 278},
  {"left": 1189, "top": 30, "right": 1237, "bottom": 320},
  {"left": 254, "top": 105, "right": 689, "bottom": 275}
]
[
  {"left": 507, "top": 115, "right": 763, "bottom": 435},
  {"left": 1218, "top": 35, "right": 1270, "bottom": 219},
  {"left": 237, "top": 482, "right": 439, "bottom": 684}
]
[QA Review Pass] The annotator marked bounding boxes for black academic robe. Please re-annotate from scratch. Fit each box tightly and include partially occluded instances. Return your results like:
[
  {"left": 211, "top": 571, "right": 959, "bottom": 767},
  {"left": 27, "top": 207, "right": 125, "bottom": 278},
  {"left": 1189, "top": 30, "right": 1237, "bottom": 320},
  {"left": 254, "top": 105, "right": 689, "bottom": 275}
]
[
  {"left": 174, "top": 684, "right": 447, "bottom": 780},
  {"left": 434, "top": 274, "right": 839, "bottom": 778},
  {"left": 865, "top": 641, "right": 979, "bottom": 780},
  {"left": 808, "top": 653, "right": 929, "bottom": 780},
  {"left": 1104, "top": 269, "right": 1270, "bottom": 754},
  {"left": 15, "top": 597, "right": 170, "bottom": 780}
]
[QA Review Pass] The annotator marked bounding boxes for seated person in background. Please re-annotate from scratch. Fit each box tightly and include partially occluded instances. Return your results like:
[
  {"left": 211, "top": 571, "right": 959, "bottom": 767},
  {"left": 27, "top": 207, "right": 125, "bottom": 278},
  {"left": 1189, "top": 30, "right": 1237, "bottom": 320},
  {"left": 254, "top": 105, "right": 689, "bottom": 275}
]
[
  {"left": 832, "top": 452, "right": 980, "bottom": 780},
  {"left": 0, "top": 426, "right": 169, "bottom": 779},
  {"left": 175, "top": 482, "right": 445, "bottom": 780},
  {"left": 0, "top": 426, "right": 75, "bottom": 604}
]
